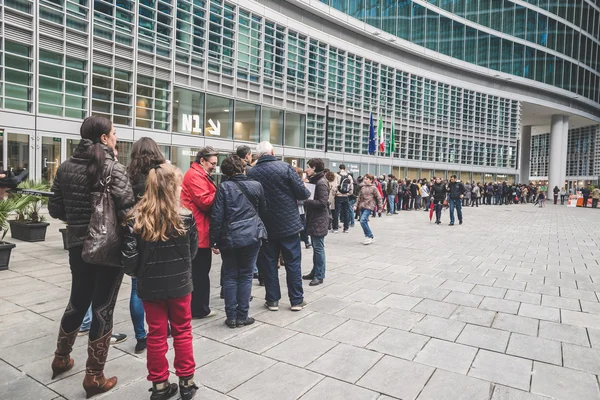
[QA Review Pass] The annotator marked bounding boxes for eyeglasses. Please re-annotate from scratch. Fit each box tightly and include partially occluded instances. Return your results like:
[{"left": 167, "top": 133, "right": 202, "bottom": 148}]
[{"left": 203, "top": 160, "right": 217, "bottom": 167}]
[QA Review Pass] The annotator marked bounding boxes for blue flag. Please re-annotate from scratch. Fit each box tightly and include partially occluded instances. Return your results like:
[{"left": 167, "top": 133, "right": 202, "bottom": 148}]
[{"left": 368, "top": 112, "right": 376, "bottom": 155}]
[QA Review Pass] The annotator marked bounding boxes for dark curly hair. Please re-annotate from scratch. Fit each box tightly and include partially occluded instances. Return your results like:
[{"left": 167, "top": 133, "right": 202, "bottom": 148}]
[
  {"left": 127, "top": 137, "right": 166, "bottom": 177},
  {"left": 220, "top": 155, "right": 246, "bottom": 177}
]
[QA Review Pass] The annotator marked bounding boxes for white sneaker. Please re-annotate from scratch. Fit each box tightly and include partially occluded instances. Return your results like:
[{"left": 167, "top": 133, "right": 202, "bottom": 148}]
[
  {"left": 363, "top": 238, "right": 373, "bottom": 245},
  {"left": 332, "top": 230, "right": 339, "bottom": 233}
]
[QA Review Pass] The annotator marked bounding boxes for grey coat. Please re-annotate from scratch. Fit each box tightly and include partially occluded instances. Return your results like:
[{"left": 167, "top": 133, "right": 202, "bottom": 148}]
[{"left": 304, "top": 172, "right": 329, "bottom": 237}]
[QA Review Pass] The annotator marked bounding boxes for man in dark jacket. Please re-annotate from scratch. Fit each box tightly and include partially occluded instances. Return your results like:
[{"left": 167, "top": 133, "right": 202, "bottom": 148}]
[
  {"left": 582, "top": 186, "right": 591, "bottom": 207},
  {"left": 301, "top": 158, "right": 329, "bottom": 287},
  {"left": 247, "top": 141, "right": 311, "bottom": 312},
  {"left": 430, "top": 177, "right": 447, "bottom": 225},
  {"left": 236, "top": 145, "right": 253, "bottom": 173},
  {"left": 447, "top": 175, "right": 465, "bottom": 226}
]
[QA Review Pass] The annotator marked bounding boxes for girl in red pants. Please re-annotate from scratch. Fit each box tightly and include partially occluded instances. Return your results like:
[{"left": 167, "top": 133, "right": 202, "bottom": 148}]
[{"left": 122, "top": 163, "right": 199, "bottom": 400}]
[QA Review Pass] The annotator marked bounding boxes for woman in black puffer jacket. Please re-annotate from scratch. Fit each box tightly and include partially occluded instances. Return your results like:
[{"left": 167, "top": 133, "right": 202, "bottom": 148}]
[
  {"left": 210, "top": 155, "right": 267, "bottom": 328},
  {"left": 125, "top": 137, "right": 166, "bottom": 354},
  {"left": 48, "top": 115, "right": 135, "bottom": 397}
]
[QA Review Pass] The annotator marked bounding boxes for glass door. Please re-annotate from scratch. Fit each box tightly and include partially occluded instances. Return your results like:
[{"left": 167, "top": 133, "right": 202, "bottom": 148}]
[{"left": 40, "top": 136, "right": 62, "bottom": 183}]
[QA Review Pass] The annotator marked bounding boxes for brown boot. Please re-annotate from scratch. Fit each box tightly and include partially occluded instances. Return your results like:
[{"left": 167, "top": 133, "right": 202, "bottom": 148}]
[
  {"left": 51, "top": 326, "right": 78, "bottom": 379},
  {"left": 82, "top": 331, "right": 117, "bottom": 398}
]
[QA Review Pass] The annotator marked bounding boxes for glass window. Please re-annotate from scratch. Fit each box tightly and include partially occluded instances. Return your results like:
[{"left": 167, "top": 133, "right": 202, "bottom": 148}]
[
  {"left": 237, "top": 10, "right": 261, "bottom": 82},
  {"left": 92, "top": 65, "right": 133, "bottom": 126},
  {"left": 451, "top": 21, "right": 465, "bottom": 60},
  {"left": 366, "top": 0, "right": 381, "bottom": 28},
  {"left": 171, "top": 147, "right": 199, "bottom": 175},
  {"left": 477, "top": 32, "right": 489, "bottom": 68},
  {"left": 382, "top": 0, "right": 396, "bottom": 34},
  {"left": 234, "top": 101, "right": 260, "bottom": 142},
  {"left": 465, "top": 26, "right": 477, "bottom": 63},
  {"left": 41, "top": 137, "right": 61, "bottom": 183},
  {"left": 397, "top": 0, "right": 410, "bottom": 40},
  {"left": 501, "top": 39, "right": 513, "bottom": 73},
  {"left": 172, "top": 87, "right": 204, "bottom": 135},
  {"left": 425, "top": 9, "right": 439, "bottom": 52},
  {"left": 261, "top": 107, "right": 284, "bottom": 145},
  {"left": 204, "top": 94, "right": 233, "bottom": 139},
  {"left": 284, "top": 112, "right": 306, "bottom": 148},
  {"left": 136, "top": 75, "right": 171, "bottom": 131},
  {"left": 439, "top": 16, "right": 452, "bottom": 56},
  {"left": 348, "top": 0, "right": 365, "bottom": 20},
  {"left": 411, "top": 3, "right": 425, "bottom": 46},
  {"left": 7, "top": 132, "right": 30, "bottom": 171},
  {"left": 208, "top": 1, "right": 236, "bottom": 75},
  {"left": 263, "top": 21, "right": 285, "bottom": 89}
]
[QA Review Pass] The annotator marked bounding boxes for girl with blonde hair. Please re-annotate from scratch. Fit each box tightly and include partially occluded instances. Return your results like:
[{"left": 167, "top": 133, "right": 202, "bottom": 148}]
[{"left": 122, "top": 163, "right": 199, "bottom": 400}]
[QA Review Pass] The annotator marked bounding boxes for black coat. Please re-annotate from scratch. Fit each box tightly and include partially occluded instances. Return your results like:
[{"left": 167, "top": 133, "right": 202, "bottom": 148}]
[
  {"left": 49, "top": 139, "right": 135, "bottom": 248},
  {"left": 122, "top": 212, "right": 198, "bottom": 301},
  {"left": 447, "top": 181, "right": 466, "bottom": 200},
  {"left": 430, "top": 183, "right": 447, "bottom": 203},
  {"left": 209, "top": 174, "right": 267, "bottom": 249},
  {"left": 130, "top": 173, "right": 147, "bottom": 200},
  {"left": 304, "top": 172, "right": 329, "bottom": 237},
  {"left": 247, "top": 155, "right": 310, "bottom": 239}
]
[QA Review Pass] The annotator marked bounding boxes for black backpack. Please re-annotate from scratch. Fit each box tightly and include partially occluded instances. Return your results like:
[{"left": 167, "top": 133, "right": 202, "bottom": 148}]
[{"left": 338, "top": 174, "right": 352, "bottom": 194}]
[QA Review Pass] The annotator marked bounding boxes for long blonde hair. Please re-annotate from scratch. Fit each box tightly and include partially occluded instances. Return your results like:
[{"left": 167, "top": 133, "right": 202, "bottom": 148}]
[{"left": 128, "top": 163, "right": 186, "bottom": 242}]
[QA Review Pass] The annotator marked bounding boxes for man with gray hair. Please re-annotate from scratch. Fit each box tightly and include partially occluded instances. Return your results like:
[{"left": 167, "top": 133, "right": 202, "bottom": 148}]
[{"left": 247, "top": 141, "right": 311, "bottom": 311}]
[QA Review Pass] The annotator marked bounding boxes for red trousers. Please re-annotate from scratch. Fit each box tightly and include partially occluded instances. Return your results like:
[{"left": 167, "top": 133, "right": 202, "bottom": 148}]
[{"left": 142, "top": 294, "right": 195, "bottom": 382}]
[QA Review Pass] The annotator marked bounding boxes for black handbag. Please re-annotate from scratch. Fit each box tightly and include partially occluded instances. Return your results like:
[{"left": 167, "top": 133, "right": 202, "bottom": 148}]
[
  {"left": 226, "top": 180, "right": 265, "bottom": 249},
  {"left": 82, "top": 161, "right": 123, "bottom": 267}
]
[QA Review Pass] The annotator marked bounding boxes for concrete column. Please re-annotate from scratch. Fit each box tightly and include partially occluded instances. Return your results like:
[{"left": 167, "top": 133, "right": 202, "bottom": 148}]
[
  {"left": 519, "top": 126, "right": 532, "bottom": 183},
  {"left": 548, "top": 115, "right": 567, "bottom": 193},
  {"left": 560, "top": 116, "right": 569, "bottom": 189}
]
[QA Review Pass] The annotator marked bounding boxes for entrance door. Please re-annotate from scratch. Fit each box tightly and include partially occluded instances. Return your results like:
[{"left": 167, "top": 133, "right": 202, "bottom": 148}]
[
  {"left": 38, "top": 136, "right": 62, "bottom": 183},
  {"left": 4, "top": 130, "right": 34, "bottom": 182}
]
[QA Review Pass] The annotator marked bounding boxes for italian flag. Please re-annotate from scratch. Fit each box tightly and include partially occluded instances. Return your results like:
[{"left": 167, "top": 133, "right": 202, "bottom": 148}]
[{"left": 378, "top": 116, "right": 385, "bottom": 153}]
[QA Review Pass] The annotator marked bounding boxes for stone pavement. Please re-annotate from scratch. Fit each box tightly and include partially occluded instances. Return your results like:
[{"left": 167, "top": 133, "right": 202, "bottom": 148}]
[{"left": 1, "top": 204, "right": 600, "bottom": 400}]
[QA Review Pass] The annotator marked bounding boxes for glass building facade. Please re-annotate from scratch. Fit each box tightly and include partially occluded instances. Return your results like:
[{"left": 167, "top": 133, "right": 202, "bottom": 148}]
[{"left": 0, "top": 0, "right": 597, "bottom": 183}]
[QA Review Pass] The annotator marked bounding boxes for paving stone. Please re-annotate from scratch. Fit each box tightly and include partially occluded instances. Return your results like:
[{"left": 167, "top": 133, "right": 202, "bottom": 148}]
[
  {"left": 517, "top": 303, "right": 560, "bottom": 322},
  {"left": 0, "top": 376, "right": 56, "bottom": 400},
  {"left": 366, "top": 328, "right": 429, "bottom": 360},
  {"left": 493, "top": 278, "right": 526, "bottom": 291},
  {"left": 379, "top": 282, "right": 419, "bottom": 295},
  {"left": 408, "top": 276, "right": 446, "bottom": 288},
  {"left": 559, "top": 287, "right": 598, "bottom": 302},
  {"left": 323, "top": 319, "right": 386, "bottom": 347},
  {"left": 411, "top": 298, "right": 458, "bottom": 318},
  {"left": 286, "top": 311, "right": 347, "bottom": 336},
  {"left": 195, "top": 349, "right": 275, "bottom": 393},
  {"left": 491, "top": 313, "right": 539, "bottom": 336},
  {"left": 229, "top": 362, "right": 322, "bottom": 400},
  {"left": 414, "top": 338, "right": 477, "bottom": 374},
  {"left": 335, "top": 302, "right": 388, "bottom": 323},
  {"left": 316, "top": 283, "right": 357, "bottom": 298},
  {"left": 463, "top": 274, "right": 497, "bottom": 286},
  {"left": 457, "top": 324, "right": 510, "bottom": 352},
  {"left": 506, "top": 333, "right": 562, "bottom": 365},
  {"left": 541, "top": 295, "right": 581, "bottom": 311},
  {"left": 525, "top": 283, "right": 560, "bottom": 296},
  {"left": 224, "top": 324, "right": 296, "bottom": 354},
  {"left": 580, "top": 300, "right": 600, "bottom": 315},
  {"left": 531, "top": 361, "right": 600, "bottom": 400},
  {"left": 449, "top": 306, "right": 496, "bottom": 327},
  {"left": 504, "top": 290, "right": 541, "bottom": 305},
  {"left": 587, "top": 328, "right": 600, "bottom": 348},
  {"left": 307, "top": 343, "right": 383, "bottom": 383},
  {"left": 468, "top": 350, "right": 532, "bottom": 391},
  {"left": 479, "top": 297, "right": 520, "bottom": 314},
  {"left": 443, "top": 291, "right": 484, "bottom": 308},
  {"left": 417, "top": 369, "right": 492, "bottom": 400},
  {"left": 305, "top": 296, "right": 352, "bottom": 314},
  {"left": 411, "top": 315, "right": 466, "bottom": 341},
  {"left": 371, "top": 308, "right": 425, "bottom": 331},
  {"left": 263, "top": 333, "right": 337, "bottom": 368},
  {"left": 562, "top": 310, "right": 600, "bottom": 330},
  {"left": 300, "top": 377, "right": 379, "bottom": 400},
  {"left": 538, "top": 320, "right": 590, "bottom": 347},
  {"left": 491, "top": 385, "right": 553, "bottom": 400},
  {"left": 562, "top": 343, "right": 600, "bottom": 375},
  {"left": 471, "top": 285, "right": 507, "bottom": 299},
  {"left": 410, "top": 286, "right": 451, "bottom": 301},
  {"left": 357, "top": 355, "right": 435, "bottom": 400},
  {"left": 376, "top": 294, "right": 423, "bottom": 310},
  {"left": 439, "top": 280, "right": 475, "bottom": 294},
  {"left": 345, "top": 288, "right": 390, "bottom": 304}
]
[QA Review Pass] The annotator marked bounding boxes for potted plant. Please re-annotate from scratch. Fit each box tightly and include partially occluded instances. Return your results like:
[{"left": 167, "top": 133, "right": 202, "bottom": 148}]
[
  {"left": 0, "top": 198, "right": 17, "bottom": 270},
  {"left": 9, "top": 180, "right": 51, "bottom": 242}
]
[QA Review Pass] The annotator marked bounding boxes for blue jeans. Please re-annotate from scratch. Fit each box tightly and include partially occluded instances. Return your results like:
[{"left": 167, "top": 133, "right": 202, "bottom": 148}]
[
  {"left": 359, "top": 209, "right": 374, "bottom": 238},
  {"left": 347, "top": 199, "right": 356, "bottom": 226},
  {"left": 388, "top": 195, "right": 396, "bottom": 213},
  {"left": 81, "top": 278, "right": 147, "bottom": 339},
  {"left": 221, "top": 243, "right": 260, "bottom": 321},
  {"left": 130, "top": 278, "right": 146, "bottom": 340},
  {"left": 333, "top": 197, "right": 350, "bottom": 231},
  {"left": 448, "top": 198, "right": 463, "bottom": 224},
  {"left": 257, "top": 234, "right": 303, "bottom": 305},
  {"left": 310, "top": 236, "right": 326, "bottom": 280}
]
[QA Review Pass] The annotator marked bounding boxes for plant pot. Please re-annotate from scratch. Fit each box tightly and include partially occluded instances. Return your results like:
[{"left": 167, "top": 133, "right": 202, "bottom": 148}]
[
  {"left": 9, "top": 220, "right": 50, "bottom": 242},
  {"left": 59, "top": 228, "right": 69, "bottom": 250},
  {"left": 0, "top": 242, "right": 16, "bottom": 271}
]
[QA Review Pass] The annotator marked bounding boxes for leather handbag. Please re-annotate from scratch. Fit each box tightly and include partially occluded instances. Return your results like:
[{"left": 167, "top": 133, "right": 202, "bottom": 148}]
[
  {"left": 226, "top": 180, "right": 266, "bottom": 249},
  {"left": 82, "top": 161, "right": 123, "bottom": 268}
]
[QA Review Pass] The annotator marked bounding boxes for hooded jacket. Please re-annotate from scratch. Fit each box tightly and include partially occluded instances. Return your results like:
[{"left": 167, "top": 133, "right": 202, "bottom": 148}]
[
  {"left": 49, "top": 139, "right": 135, "bottom": 249},
  {"left": 180, "top": 162, "right": 217, "bottom": 248}
]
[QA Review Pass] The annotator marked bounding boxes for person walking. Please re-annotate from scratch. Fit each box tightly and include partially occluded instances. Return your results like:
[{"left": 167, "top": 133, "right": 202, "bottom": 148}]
[
  {"left": 210, "top": 155, "right": 267, "bottom": 328},
  {"left": 49, "top": 115, "right": 135, "bottom": 397},
  {"left": 332, "top": 164, "right": 353, "bottom": 232},
  {"left": 560, "top": 187, "right": 567, "bottom": 205},
  {"left": 247, "top": 142, "right": 310, "bottom": 312},
  {"left": 430, "top": 177, "right": 447, "bottom": 224},
  {"left": 122, "top": 163, "right": 198, "bottom": 400},
  {"left": 355, "top": 174, "right": 383, "bottom": 245},
  {"left": 592, "top": 187, "right": 600, "bottom": 208},
  {"left": 582, "top": 186, "right": 591, "bottom": 207},
  {"left": 301, "top": 159, "right": 329, "bottom": 286},
  {"left": 125, "top": 137, "right": 169, "bottom": 354},
  {"left": 180, "top": 147, "right": 219, "bottom": 319},
  {"left": 553, "top": 186, "right": 560, "bottom": 205},
  {"left": 447, "top": 175, "right": 466, "bottom": 226}
]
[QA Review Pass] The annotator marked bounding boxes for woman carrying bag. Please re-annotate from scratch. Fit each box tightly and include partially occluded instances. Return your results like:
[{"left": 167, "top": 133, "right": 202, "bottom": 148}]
[
  {"left": 48, "top": 115, "right": 135, "bottom": 398},
  {"left": 210, "top": 155, "right": 267, "bottom": 328}
]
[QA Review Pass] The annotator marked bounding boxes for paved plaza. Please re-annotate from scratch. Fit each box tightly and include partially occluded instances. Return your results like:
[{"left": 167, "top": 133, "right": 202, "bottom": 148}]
[{"left": 1, "top": 204, "right": 600, "bottom": 399}]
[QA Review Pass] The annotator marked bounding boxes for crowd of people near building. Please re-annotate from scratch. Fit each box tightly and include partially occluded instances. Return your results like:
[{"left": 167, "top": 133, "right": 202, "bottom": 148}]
[{"left": 44, "top": 116, "right": 599, "bottom": 400}]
